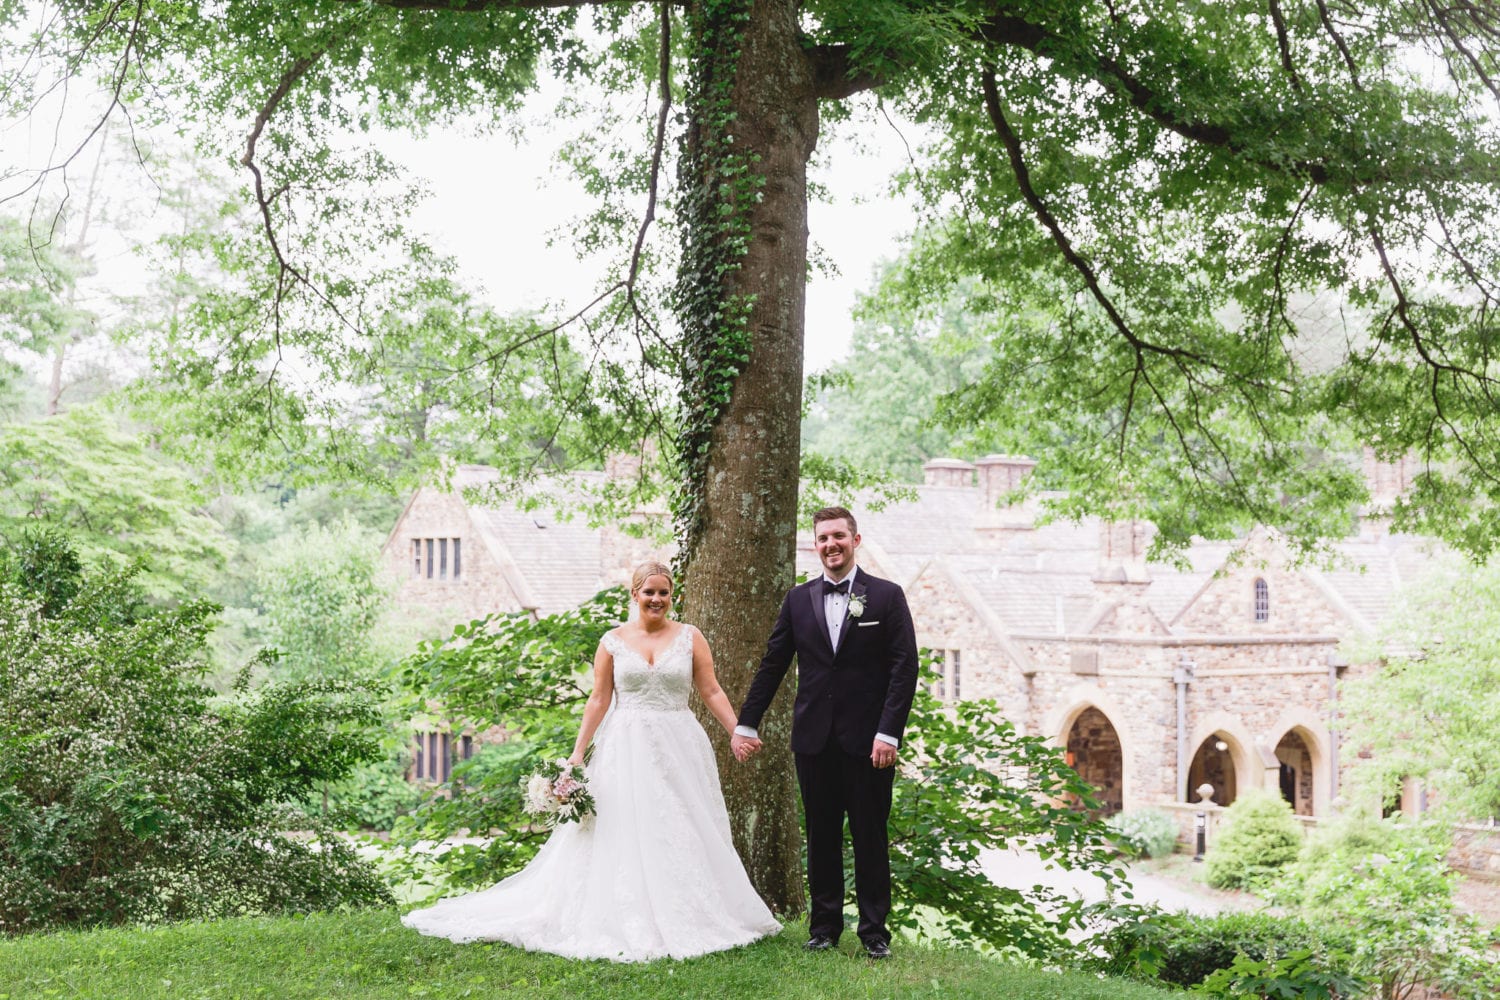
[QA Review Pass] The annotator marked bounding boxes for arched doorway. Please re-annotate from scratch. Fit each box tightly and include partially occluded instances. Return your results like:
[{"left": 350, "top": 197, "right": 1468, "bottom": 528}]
[
  {"left": 1187, "top": 733, "right": 1239, "bottom": 806},
  {"left": 1065, "top": 706, "right": 1124, "bottom": 817},
  {"left": 1275, "top": 729, "right": 1316, "bottom": 815}
]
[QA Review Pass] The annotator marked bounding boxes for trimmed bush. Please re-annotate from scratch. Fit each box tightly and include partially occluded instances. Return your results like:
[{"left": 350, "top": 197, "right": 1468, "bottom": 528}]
[
  {"left": 1106, "top": 808, "right": 1180, "bottom": 859},
  {"left": 1204, "top": 789, "right": 1303, "bottom": 890},
  {"left": 1084, "top": 907, "right": 1356, "bottom": 989}
]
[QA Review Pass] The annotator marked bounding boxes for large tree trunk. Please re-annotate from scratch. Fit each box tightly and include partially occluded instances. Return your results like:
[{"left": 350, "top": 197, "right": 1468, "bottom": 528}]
[{"left": 678, "top": 0, "right": 818, "bottom": 914}]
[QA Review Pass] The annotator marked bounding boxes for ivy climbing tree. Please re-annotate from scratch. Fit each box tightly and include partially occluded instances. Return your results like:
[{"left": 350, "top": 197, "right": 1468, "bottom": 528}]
[{"left": 8, "top": 1, "right": 1500, "bottom": 911}]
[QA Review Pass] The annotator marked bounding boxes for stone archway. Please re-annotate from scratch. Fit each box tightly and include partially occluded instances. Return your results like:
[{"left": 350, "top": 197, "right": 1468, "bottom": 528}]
[
  {"left": 1064, "top": 706, "right": 1124, "bottom": 817},
  {"left": 1188, "top": 733, "right": 1239, "bottom": 806},
  {"left": 1274, "top": 728, "right": 1317, "bottom": 815}
]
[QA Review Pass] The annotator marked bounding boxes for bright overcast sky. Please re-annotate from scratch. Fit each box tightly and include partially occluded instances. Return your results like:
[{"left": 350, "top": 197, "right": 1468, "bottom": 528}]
[
  {"left": 4, "top": 50, "right": 922, "bottom": 379},
  {"left": 382, "top": 101, "right": 921, "bottom": 375}
]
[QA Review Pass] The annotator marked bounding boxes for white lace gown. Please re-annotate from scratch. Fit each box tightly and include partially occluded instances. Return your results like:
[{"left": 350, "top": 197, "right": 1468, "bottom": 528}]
[{"left": 402, "top": 624, "right": 781, "bottom": 962}]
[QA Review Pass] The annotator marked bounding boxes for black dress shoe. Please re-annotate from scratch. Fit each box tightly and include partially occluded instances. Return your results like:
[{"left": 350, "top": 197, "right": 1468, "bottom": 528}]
[
  {"left": 863, "top": 939, "right": 891, "bottom": 959},
  {"left": 804, "top": 935, "right": 837, "bottom": 952}
]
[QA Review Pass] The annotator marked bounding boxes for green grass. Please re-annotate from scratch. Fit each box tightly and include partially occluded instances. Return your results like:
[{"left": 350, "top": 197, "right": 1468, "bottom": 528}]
[{"left": 0, "top": 910, "right": 1180, "bottom": 1000}]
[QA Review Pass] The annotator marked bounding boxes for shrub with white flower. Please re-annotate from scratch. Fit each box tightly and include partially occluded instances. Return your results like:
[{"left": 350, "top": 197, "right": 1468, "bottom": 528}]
[{"left": 521, "top": 758, "right": 595, "bottom": 826}]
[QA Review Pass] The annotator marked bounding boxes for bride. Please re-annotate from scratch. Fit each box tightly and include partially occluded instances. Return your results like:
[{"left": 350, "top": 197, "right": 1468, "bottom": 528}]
[{"left": 402, "top": 561, "right": 781, "bottom": 962}]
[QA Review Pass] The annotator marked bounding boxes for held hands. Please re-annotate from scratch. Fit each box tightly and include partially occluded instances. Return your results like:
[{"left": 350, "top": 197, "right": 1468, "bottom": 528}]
[
  {"left": 870, "top": 740, "right": 897, "bottom": 769},
  {"left": 730, "top": 733, "right": 763, "bottom": 762}
]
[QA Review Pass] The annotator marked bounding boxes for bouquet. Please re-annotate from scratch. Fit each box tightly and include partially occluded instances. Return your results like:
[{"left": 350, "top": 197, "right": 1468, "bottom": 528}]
[{"left": 521, "top": 758, "right": 596, "bottom": 826}]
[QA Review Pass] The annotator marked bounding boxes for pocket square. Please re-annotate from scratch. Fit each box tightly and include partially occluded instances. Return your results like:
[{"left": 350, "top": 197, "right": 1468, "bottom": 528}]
[{"left": 857, "top": 620, "right": 880, "bottom": 627}]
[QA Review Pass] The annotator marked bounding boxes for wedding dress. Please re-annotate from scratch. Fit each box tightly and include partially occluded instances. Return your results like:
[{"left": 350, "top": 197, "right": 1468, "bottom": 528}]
[{"left": 402, "top": 623, "right": 781, "bottom": 962}]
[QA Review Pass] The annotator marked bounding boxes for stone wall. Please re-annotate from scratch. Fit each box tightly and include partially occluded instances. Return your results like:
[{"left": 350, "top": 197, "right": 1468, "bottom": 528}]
[
  {"left": 1176, "top": 562, "right": 1348, "bottom": 636},
  {"left": 384, "top": 488, "right": 520, "bottom": 630},
  {"left": 906, "top": 570, "right": 1029, "bottom": 722},
  {"left": 1451, "top": 825, "right": 1500, "bottom": 879}
]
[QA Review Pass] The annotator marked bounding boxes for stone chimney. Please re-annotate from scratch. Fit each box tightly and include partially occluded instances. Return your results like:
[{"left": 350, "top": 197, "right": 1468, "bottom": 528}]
[
  {"left": 1092, "top": 518, "right": 1163, "bottom": 635},
  {"left": 976, "top": 454, "right": 1037, "bottom": 506},
  {"left": 600, "top": 443, "right": 671, "bottom": 586},
  {"left": 1362, "top": 446, "right": 1416, "bottom": 505},
  {"left": 1096, "top": 519, "right": 1154, "bottom": 585},
  {"left": 922, "top": 458, "right": 976, "bottom": 487},
  {"left": 1360, "top": 446, "right": 1418, "bottom": 538},
  {"left": 974, "top": 454, "right": 1037, "bottom": 545}
]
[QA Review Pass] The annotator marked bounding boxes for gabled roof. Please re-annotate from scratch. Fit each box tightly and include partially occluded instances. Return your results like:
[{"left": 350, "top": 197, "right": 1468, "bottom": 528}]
[
  {"left": 432, "top": 466, "right": 612, "bottom": 615},
  {"left": 392, "top": 465, "right": 1430, "bottom": 641}
]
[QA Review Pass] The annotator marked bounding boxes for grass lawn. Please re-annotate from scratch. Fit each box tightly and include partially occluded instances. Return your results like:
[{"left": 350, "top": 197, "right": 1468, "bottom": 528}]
[{"left": 0, "top": 909, "right": 1180, "bottom": 1000}]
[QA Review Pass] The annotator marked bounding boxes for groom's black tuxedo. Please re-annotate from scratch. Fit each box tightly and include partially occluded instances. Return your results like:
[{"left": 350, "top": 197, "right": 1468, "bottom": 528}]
[
  {"left": 739, "top": 570, "right": 919, "bottom": 755},
  {"left": 737, "top": 567, "right": 919, "bottom": 948}
]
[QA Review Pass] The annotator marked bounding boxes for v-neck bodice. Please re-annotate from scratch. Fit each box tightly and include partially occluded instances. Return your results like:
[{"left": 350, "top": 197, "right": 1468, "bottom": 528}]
[{"left": 602, "top": 625, "right": 696, "bottom": 712}]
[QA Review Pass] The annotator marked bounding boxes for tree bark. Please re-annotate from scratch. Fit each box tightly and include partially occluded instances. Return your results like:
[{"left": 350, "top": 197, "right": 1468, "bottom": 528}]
[{"left": 680, "top": 0, "right": 818, "bottom": 914}]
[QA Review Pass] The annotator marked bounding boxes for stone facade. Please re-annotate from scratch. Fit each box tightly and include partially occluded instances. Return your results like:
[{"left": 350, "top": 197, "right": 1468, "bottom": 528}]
[{"left": 384, "top": 455, "right": 1438, "bottom": 846}]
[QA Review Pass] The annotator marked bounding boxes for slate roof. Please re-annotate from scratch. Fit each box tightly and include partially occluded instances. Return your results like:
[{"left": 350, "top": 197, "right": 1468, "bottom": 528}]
[
  {"left": 417, "top": 465, "right": 1428, "bottom": 637},
  {"left": 453, "top": 466, "right": 612, "bottom": 614}
]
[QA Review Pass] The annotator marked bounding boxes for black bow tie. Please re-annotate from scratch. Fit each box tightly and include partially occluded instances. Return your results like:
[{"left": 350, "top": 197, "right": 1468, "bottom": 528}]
[{"left": 822, "top": 578, "right": 851, "bottom": 595}]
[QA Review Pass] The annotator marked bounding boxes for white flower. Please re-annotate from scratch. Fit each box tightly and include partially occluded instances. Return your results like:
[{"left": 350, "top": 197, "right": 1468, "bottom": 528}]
[
  {"left": 847, "top": 593, "right": 866, "bottom": 618},
  {"left": 525, "top": 774, "right": 559, "bottom": 814}
]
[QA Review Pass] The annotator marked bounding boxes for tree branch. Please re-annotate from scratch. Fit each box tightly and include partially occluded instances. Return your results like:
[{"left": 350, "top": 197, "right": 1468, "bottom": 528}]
[
  {"left": 978, "top": 66, "right": 1233, "bottom": 378},
  {"left": 1267, "top": 0, "right": 1304, "bottom": 92},
  {"left": 809, "top": 44, "right": 884, "bottom": 100},
  {"left": 977, "top": 13, "right": 1336, "bottom": 182},
  {"left": 1315, "top": 0, "right": 1364, "bottom": 91}
]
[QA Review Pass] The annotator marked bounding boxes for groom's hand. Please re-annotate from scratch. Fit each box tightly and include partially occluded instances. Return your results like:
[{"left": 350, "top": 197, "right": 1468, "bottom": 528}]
[
  {"left": 870, "top": 740, "right": 897, "bottom": 769},
  {"left": 730, "top": 734, "right": 762, "bottom": 762}
]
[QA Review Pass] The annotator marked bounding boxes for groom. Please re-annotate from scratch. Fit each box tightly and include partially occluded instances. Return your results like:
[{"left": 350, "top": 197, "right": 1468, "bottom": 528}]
[{"left": 731, "top": 506, "right": 919, "bottom": 959}]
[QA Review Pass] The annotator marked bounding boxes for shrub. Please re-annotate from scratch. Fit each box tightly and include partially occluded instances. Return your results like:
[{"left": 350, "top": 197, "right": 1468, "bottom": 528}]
[
  {"left": 1204, "top": 789, "right": 1303, "bottom": 890},
  {"left": 1106, "top": 808, "right": 1180, "bottom": 859},
  {"left": 887, "top": 671, "right": 1125, "bottom": 959},
  {"left": 0, "top": 531, "right": 393, "bottom": 936},
  {"left": 1193, "top": 950, "right": 1370, "bottom": 999},
  {"left": 1286, "top": 819, "right": 1500, "bottom": 1000},
  {"left": 1084, "top": 907, "right": 1356, "bottom": 989}
]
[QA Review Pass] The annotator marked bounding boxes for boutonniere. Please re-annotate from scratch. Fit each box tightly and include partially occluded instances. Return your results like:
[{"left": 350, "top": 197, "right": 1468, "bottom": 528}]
[{"left": 847, "top": 593, "right": 866, "bottom": 618}]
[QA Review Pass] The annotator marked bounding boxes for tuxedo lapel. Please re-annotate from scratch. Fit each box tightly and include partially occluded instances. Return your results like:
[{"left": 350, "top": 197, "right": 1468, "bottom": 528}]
[
  {"left": 831, "top": 577, "right": 869, "bottom": 659},
  {"left": 806, "top": 582, "right": 834, "bottom": 656}
]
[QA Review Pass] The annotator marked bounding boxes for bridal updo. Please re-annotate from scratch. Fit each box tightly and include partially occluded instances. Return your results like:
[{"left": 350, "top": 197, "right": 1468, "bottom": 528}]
[{"left": 630, "top": 560, "right": 674, "bottom": 594}]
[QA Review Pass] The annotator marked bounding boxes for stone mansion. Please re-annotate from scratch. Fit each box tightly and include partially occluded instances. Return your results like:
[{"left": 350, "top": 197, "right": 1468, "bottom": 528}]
[{"left": 382, "top": 454, "right": 1433, "bottom": 831}]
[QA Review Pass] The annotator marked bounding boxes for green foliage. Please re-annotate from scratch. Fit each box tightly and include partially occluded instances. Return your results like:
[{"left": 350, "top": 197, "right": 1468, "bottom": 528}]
[
  {"left": 0, "top": 910, "right": 1187, "bottom": 1000},
  {"left": 0, "top": 213, "right": 85, "bottom": 357},
  {"left": 389, "top": 737, "right": 564, "bottom": 894},
  {"left": 391, "top": 590, "right": 627, "bottom": 888},
  {"left": 1204, "top": 790, "right": 1304, "bottom": 890},
  {"left": 1105, "top": 808, "right": 1180, "bottom": 860},
  {"left": 802, "top": 273, "right": 999, "bottom": 482},
  {"left": 672, "top": 0, "right": 758, "bottom": 568},
  {"left": 886, "top": 652, "right": 1126, "bottom": 958},
  {"left": 318, "top": 738, "right": 424, "bottom": 834},
  {"left": 0, "top": 533, "right": 392, "bottom": 935},
  {"left": 1341, "top": 556, "right": 1500, "bottom": 821},
  {"left": 401, "top": 588, "right": 628, "bottom": 735},
  {"left": 1193, "top": 950, "right": 1369, "bottom": 1000},
  {"left": 1082, "top": 908, "right": 1357, "bottom": 992},
  {"left": 251, "top": 516, "right": 393, "bottom": 681},
  {"left": 1281, "top": 818, "right": 1500, "bottom": 1000},
  {"left": 0, "top": 406, "right": 233, "bottom": 601}
]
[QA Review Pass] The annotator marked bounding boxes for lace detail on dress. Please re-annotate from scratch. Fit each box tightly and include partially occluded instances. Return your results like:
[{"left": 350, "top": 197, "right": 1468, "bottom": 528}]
[{"left": 602, "top": 624, "right": 696, "bottom": 713}]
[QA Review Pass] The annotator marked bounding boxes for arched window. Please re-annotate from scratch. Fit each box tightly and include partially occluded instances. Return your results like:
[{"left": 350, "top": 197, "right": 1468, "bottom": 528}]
[{"left": 1253, "top": 577, "right": 1270, "bottom": 622}]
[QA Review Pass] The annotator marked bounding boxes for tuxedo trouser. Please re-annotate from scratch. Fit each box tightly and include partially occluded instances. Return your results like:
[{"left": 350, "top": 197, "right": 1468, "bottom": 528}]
[{"left": 795, "top": 741, "right": 894, "bottom": 945}]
